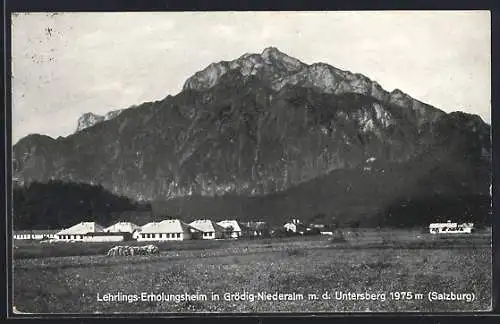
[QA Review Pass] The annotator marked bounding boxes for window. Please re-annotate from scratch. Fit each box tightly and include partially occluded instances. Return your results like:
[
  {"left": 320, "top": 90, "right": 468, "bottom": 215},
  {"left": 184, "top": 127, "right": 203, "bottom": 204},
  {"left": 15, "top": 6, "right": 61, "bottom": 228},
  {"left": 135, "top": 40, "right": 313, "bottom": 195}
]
[
  {"left": 142, "top": 234, "right": 145, "bottom": 238},
  {"left": 152, "top": 234, "right": 156, "bottom": 238},
  {"left": 209, "top": 232, "right": 213, "bottom": 237},
  {"left": 80, "top": 235, "right": 84, "bottom": 239},
  {"left": 167, "top": 233, "right": 170, "bottom": 238},
  {"left": 177, "top": 233, "right": 181, "bottom": 238}
]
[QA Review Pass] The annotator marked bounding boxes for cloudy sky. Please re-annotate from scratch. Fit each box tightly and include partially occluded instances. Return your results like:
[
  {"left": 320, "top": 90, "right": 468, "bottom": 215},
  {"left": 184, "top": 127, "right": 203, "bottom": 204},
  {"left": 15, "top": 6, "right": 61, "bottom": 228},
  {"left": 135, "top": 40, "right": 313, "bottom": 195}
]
[{"left": 11, "top": 11, "right": 490, "bottom": 143}]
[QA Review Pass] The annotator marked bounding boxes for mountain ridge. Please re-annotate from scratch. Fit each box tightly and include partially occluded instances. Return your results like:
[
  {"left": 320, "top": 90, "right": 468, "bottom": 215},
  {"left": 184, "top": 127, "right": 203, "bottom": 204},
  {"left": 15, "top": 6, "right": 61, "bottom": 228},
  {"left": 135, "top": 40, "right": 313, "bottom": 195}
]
[
  {"left": 12, "top": 47, "right": 491, "bottom": 226},
  {"left": 76, "top": 109, "right": 124, "bottom": 132}
]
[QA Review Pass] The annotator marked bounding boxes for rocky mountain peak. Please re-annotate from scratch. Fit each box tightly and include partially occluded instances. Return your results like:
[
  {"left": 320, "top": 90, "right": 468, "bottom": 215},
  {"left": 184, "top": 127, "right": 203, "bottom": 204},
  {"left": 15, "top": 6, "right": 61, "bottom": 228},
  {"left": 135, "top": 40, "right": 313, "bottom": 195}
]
[
  {"left": 260, "top": 46, "right": 305, "bottom": 71},
  {"left": 76, "top": 109, "right": 124, "bottom": 132},
  {"left": 13, "top": 47, "right": 490, "bottom": 215},
  {"left": 261, "top": 46, "right": 281, "bottom": 57}
]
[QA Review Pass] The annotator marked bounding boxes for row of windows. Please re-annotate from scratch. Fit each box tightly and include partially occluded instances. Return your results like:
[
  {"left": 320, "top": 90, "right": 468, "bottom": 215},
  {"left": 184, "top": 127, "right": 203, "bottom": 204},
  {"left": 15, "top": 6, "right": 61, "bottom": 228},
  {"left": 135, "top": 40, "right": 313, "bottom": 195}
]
[
  {"left": 141, "top": 233, "right": 181, "bottom": 239},
  {"left": 15, "top": 234, "right": 57, "bottom": 238},
  {"left": 203, "top": 232, "right": 214, "bottom": 237},
  {"left": 15, "top": 234, "right": 32, "bottom": 239},
  {"left": 58, "top": 235, "right": 84, "bottom": 239}
]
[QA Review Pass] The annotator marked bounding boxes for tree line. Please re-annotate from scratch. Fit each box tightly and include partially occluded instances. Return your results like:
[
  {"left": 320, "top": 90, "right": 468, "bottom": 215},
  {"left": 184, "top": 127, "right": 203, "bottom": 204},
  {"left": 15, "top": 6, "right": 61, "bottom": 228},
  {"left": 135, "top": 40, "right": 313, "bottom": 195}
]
[{"left": 13, "top": 180, "right": 150, "bottom": 230}]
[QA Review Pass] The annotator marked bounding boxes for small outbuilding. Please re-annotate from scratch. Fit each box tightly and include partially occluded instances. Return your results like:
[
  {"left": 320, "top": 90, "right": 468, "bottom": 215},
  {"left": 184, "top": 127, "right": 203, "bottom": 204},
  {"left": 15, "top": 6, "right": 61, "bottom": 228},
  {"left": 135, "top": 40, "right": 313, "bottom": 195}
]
[
  {"left": 217, "top": 220, "right": 248, "bottom": 239},
  {"left": 189, "top": 220, "right": 225, "bottom": 239},
  {"left": 283, "top": 219, "right": 306, "bottom": 234}
]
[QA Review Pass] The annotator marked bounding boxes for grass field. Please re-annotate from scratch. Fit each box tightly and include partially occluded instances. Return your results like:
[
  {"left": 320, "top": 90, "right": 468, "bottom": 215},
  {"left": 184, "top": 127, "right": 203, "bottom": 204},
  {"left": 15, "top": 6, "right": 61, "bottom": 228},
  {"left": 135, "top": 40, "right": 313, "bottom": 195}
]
[{"left": 12, "top": 228, "right": 492, "bottom": 313}]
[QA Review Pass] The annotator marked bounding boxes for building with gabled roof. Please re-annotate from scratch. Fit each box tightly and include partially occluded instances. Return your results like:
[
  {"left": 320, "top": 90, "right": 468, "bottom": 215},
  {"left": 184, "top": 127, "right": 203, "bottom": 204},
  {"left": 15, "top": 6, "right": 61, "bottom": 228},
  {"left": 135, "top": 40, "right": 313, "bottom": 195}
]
[
  {"left": 284, "top": 219, "right": 306, "bottom": 234},
  {"left": 56, "top": 222, "right": 104, "bottom": 241},
  {"left": 137, "top": 219, "right": 193, "bottom": 241},
  {"left": 104, "top": 222, "right": 141, "bottom": 234},
  {"left": 189, "top": 220, "right": 225, "bottom": 239},
  {"left": 217, "top": 220, "right": 249, "bottom": 239}
]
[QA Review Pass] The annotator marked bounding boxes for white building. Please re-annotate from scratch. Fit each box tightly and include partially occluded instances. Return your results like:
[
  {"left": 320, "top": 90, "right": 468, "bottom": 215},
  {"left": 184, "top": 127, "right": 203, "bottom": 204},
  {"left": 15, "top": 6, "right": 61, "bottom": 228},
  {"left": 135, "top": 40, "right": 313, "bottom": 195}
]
[
  {"left": 189, "top": 220, "right": 225, "bottom": 239},
  {"left": 104, "top": 221, "right": 141, "bottom": 240},
  {"left": 284, "top": 219, "right": 306, "bottom": 234},
  {"left": 83, "top": 232, "right": 130, "bottom": 242},
  {"left": 429, "top": 221, "right": 474, "bottom": 234},
  {"left": 217, "top": 220, "right": 248, "bottom": 239},
  {"left": 56, "top": 222, "right": 104, "bottom": 241},
  {"left": 13, "top": 229, "right": 60, "bottom": 240},
  {"left": 104, "top": 221, "right": 141, "bottom": 233},
  {"left": 137, "top": 219, "right": 193, "bottom": 241}
]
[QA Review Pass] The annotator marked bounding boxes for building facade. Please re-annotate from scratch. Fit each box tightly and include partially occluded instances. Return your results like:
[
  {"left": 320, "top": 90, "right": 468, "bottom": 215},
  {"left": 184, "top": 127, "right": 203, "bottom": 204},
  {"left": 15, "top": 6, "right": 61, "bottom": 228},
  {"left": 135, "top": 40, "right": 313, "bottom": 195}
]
[
  {"left": 13, "top": 229, "right": 60, "bottom": 240},
  {"left": 284, "top": 219, "right": 306, "bottom": 234},
  {"left": 137, "top": 219, "right": 193, "bottom": 241},
  {"left": 56, "top": 222, "right": 105, "bottom": 241},
  {"left": 189, "top": 220, "right": 225, "bottom": 239},
  {"left": 83, "top": 232, "right": 130, "bottom": 242},
  {"left": 429, "top": 221, "right": 474, "bottom": 234},
  {"left": 216, "top": 220, "right": 248, "bottom": 239}
]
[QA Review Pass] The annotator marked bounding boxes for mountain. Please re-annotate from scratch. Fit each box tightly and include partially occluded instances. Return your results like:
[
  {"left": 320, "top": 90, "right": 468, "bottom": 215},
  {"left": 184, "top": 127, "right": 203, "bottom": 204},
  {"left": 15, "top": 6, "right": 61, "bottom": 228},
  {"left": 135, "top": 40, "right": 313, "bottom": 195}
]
[
  {"left": 76, "top": 109, "right": 124, "bottom": 132},
  {"left": 12, "top": 47, "right": 491, "bottom": 226}
]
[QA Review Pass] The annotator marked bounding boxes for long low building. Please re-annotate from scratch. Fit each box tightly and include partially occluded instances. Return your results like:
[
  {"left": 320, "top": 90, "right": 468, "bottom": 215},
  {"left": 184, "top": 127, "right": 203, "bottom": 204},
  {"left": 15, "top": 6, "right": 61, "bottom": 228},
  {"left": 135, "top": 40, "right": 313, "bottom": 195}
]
[
  {"left": 83, "top": 232, "right": 132, "bottom": 242},
  {"left": 104, "top": 221, "right": 141, "bottom": 234},
  {"left": 137, "top": 219, "right": 193, "bottom": 241},
  {"left": 429, "top": 222, "right": 474, "bottom": 234},
  {"left": 56, "top": 222, "right": 105, "bottom": 241},
  {"left": 13, "top": 229, "right": 61, "bottom": 240}
]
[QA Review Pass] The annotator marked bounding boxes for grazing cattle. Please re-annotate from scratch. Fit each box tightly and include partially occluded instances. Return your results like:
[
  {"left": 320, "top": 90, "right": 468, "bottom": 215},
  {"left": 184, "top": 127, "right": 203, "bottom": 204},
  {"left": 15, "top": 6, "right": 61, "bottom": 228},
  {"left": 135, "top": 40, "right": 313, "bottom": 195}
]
[{"left": 106, "top": 244, "right": 160, "bottom": 256}]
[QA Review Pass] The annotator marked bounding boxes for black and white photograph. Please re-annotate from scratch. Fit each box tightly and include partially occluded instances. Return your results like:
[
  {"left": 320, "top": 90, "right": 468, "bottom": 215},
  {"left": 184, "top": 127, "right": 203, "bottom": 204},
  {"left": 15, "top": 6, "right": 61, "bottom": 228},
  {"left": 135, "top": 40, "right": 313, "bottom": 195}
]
[{"left": 10, "top": 11, "right": 492, "bottom": 313}]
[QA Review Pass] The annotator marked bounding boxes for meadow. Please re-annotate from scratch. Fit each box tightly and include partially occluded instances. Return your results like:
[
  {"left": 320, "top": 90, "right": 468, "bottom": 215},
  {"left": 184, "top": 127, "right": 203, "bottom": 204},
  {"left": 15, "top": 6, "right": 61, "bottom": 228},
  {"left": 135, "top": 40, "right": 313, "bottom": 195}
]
[{"left": 12, "top": 228, "right": 492, "bottom": 313}]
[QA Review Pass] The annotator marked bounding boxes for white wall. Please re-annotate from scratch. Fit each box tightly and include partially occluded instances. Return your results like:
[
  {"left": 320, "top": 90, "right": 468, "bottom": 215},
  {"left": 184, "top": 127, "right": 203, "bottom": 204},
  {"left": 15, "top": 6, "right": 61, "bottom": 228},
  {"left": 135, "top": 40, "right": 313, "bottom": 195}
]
[
  {"left": 56, "top": 234, "right": 85, "bottom": 241},
  {"left": 83, "top": 235, "right": 124, "bottom": 242},
  {"left": 136, "top": 232, "right": 191, "bottom": 241},
  {"left": 200, "top": 231, "right": 224, "bottom": 239},
  {"left": 229, "top": 231, "right": 241, "bottom": 239}
]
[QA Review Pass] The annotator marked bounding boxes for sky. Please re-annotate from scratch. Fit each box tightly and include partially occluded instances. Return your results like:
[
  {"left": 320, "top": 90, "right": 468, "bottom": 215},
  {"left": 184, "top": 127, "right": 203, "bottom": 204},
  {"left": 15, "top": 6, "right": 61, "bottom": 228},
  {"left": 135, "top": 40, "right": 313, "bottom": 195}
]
[{"left": 11, "top": 11, "right": 491, "bottom": 143}]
